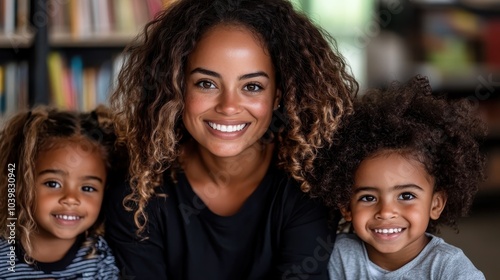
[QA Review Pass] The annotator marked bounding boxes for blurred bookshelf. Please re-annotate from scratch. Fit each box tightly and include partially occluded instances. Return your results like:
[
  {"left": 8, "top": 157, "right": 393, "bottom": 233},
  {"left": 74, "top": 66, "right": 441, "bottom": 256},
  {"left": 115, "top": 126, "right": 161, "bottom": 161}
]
[
  {"left": 0, "top": 0, "right": 32, "bottom": 119},
  {"left": 371, "top": 0, "right": 500, "bottom": 197},
  {"left": 0, "top": 0, "right": 172, "bottom": 120},
  {"left": 416, "top": 0, "right": 500, "bottom": 196}
]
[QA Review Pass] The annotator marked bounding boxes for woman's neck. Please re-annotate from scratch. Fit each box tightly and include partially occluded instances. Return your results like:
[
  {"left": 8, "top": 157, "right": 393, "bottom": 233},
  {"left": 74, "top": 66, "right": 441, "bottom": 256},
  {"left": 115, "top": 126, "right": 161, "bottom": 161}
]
[
  {"left": 179, "top": 140, "right": 275, "bottom": 216},
  {"left": 181, "top": 140, "right": 275, "bottom": 189}
]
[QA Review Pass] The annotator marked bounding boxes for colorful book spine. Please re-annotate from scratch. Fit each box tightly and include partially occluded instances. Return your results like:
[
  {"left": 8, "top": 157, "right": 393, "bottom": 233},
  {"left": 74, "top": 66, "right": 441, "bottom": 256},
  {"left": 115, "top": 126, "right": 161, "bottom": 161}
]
[{"left": 47, "top": 52, "right": 66, "bottom": 108}]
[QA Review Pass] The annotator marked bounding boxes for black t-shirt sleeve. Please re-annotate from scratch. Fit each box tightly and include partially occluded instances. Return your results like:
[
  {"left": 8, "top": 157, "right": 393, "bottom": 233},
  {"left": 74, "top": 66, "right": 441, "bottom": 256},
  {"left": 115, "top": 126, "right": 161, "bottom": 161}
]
[
  {"left": 104, "top": 184, "right": 168, "bottom": 280},
  {"left": 273, "top": 187, "right": 334, "bottom": 280}
]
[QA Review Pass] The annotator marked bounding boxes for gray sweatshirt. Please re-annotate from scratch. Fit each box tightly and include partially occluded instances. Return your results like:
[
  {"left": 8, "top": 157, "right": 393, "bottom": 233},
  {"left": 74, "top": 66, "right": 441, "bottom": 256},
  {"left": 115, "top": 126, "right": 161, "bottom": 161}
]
[{"left": 328, "top": 233, "right": 485, "bottom": 280}]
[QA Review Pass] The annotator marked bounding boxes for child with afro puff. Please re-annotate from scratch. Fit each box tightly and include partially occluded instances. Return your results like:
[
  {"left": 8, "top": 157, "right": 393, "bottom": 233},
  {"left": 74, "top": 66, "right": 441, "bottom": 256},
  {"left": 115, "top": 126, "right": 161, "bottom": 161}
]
[{"left": 311, "top": 75, "right": 487, "bottom": 279}]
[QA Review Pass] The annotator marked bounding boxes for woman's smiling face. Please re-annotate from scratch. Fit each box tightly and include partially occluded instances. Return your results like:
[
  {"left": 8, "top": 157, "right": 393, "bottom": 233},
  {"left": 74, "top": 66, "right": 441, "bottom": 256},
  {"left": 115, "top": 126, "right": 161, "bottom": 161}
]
[{"left": 183, "top": 24, "right": 280, "bottom": 158}]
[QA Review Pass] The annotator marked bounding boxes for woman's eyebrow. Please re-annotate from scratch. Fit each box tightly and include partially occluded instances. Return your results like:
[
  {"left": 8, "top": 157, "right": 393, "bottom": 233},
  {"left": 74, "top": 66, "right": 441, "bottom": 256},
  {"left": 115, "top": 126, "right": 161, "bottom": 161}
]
[
  {"left": 190, "top": 67, "right": 220, "bottom": 78},
  {"left": 190, "top": 67, "right": 269, "bottom": 80},
  {"left": 239, "top": 71, "right": 269, "bottom": 80}
]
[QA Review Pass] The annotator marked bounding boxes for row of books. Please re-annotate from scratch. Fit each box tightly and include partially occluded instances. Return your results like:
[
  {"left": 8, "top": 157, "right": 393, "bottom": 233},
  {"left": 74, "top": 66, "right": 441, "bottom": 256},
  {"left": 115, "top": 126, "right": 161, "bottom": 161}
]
[
  {"left": 0, "top": 0, "right": 30, "bottom": 35},
  {"left": 50, "top": 0, "right": 172, "bottom": 38},
  {"left": 422, "top": 8, "right": 500, "bottom": 74},
  {"left": 47, "top": 52, "right": 127, "bottom": 111},
  {"left": 0, "top": 61, "right": 29, "bottom": 117},
  {"left": 0, "top": 51, "right": 126, "bottom": 117}
]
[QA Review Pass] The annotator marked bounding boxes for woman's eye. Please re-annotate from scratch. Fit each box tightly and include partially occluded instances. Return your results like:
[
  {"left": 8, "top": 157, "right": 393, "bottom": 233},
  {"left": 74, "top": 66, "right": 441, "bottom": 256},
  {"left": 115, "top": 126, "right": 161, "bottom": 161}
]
[
  {"left": 196, "top": 80, "right": 216, "bottom": 89},
  {"left": 44, "top": 181, "right": 61, "bottom": 188},
  {"left": 82, "top": 186, "right": 97, "bottom": 192},
  {"left": 399, "top": 193, "right": 416, "bottom": 200},
  {"left": 243, "top": 83, "right": 262, "bottom": 92}
]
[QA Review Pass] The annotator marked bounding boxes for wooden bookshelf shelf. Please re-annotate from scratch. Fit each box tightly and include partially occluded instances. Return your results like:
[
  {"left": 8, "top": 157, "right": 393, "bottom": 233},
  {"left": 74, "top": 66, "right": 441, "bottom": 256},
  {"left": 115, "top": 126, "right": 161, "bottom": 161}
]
[
  {"left": 50, "top": 32, "right": 141, "bottom": 48},
  {"left": 0, "top": 33, "right": 33, "bottom": 48}
]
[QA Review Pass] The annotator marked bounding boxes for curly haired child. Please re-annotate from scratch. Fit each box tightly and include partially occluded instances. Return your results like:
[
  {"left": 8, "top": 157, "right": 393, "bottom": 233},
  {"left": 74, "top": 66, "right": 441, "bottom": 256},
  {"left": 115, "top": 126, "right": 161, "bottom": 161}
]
[
  {"left": 104, "top": 0, "right": 356, "bottom": 278},
  {"left": 310, "top": 75, "right": 487, "bottom": 279},
  {"left": 0, "top": 106, "right": 122, "bottom": 279}
]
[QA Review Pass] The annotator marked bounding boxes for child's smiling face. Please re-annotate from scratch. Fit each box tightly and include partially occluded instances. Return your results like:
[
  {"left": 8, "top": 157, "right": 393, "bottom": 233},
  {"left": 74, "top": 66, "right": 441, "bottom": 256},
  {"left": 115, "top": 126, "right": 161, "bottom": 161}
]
[
  {"left": 341, "top": 151, "right": 447, "bottom": 270},
  {"left": 33, "top": 140, "right": 106, "bottom": 242}
]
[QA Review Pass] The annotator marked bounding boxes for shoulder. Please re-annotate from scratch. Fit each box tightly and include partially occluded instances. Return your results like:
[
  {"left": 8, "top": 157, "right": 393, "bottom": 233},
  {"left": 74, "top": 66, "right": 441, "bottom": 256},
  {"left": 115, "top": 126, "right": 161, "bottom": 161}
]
[
  {"left": 93, "top": 235, "right": 113, "bottom": 254},
  {"left": 0, "top": 238, "right": 11, "bottom": 269},
  {"left": 0, "top": 238, "right": 10, "bottom": 250},
  {"left": 335, "top": 233, "right": 362, "bottom": 244},
  {"left": 333, "top": 233, "right": 364, "bottom": 253},
  {"left": 106, "top": 171, "right": 176, "bottom": 202},
  {"left": 0, "top": 238, "right": 15, "bottom": 265},
  {"left": 85, "top": 236, "right": 120, "bottom": 279},
  {"left": 104, "top": 176, "right": 172, "bottom": 217},
  {"left": 418, "top": 234, "right": 484, "bottom": 279},
  {"left": 267, "top": 168, "right": 328, "bottom": 219},
  {"left": 269, "top": 168, "right": 317, "bottom": 203},
  {"left": 76, "top": 235, "right": 115, "bottom": 260},
  {"left": 425, "top": 234, "right": 471, "bottom": 257},
  {"left": 330, "top": 234, "right": 367, "bottom": 268},
  {"left": 329, "top": 234, "right": 367, "bottom": 278},
  {"left": 103, "top": 173, "right": 177, "bottom": 241}
]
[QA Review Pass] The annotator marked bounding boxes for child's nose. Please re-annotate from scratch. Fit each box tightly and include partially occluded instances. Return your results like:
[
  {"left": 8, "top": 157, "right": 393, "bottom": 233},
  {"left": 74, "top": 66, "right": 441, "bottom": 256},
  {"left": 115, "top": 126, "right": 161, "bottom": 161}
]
[
  {"left": 375, "top": 200, "right": 397, "bottom": 220},
  {"left": 60, "top": 190, "right": 80, "bottom": 206}
]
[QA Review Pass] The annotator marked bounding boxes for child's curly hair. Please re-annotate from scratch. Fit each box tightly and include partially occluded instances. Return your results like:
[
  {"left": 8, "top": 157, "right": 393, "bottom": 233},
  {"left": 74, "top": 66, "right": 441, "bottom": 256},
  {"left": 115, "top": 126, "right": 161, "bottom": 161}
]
[
  {"left": 110, "top": 0, "right": 357, "bottom": 234},
  {"left": 309, "top": 75, "right": 488, "bottom": 233},
  {"left": 0, "top": 105, "right": 125, "bottom": 262}
]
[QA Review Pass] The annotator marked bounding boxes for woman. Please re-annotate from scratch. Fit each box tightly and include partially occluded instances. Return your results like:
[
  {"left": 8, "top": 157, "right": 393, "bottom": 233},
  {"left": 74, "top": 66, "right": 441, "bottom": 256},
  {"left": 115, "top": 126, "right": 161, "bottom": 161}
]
[{"left": 105, "top": 0, "right": 357, "bottom": 279}]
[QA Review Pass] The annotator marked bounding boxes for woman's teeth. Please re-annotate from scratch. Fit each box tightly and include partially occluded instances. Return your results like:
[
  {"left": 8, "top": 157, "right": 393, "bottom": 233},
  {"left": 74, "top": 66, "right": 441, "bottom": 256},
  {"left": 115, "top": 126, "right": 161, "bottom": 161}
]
[{"left": 208, "top": 122, "right": 246, "bottom": 132}]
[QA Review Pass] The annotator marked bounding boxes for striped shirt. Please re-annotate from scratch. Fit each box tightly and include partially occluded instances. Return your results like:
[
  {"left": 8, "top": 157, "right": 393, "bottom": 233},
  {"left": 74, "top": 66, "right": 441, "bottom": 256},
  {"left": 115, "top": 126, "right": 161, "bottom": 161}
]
[{"left": 0, "top": 235, "right": 119, "bottom": 279}]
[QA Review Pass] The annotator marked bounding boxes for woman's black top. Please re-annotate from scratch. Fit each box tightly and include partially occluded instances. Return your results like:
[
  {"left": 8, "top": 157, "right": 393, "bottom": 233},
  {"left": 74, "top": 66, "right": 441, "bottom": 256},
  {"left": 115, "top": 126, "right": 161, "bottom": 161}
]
[{"left": 104, "top": 167, "right": 334, "bottom": 280}]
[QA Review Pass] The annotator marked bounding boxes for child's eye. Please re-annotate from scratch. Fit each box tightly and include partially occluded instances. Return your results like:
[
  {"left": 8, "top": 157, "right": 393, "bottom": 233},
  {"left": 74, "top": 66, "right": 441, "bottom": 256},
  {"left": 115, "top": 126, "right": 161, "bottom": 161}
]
[
  {"left": 359, "top": 195, "right": 376, "bottom": 202},
  {"left": 82, "top": 186, "right": 97, "bottom": 192},
  {"left": 398, "top": 192, "right": 416, "bottom": 200},
  {"left": 44, "top": 181, "right": 61, "bottom": 188},
  {"left": 243, "top": 83, "right": 262, "bottom": 92},
  {"left": 196, "top": 80, "right": 216, "bottom": 89}
]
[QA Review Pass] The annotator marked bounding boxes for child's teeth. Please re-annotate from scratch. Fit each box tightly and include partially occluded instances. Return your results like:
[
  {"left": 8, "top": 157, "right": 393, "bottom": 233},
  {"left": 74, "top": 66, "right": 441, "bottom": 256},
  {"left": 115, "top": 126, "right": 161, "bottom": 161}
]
[
  {"left": 375, "top": 228, "right": 402, "bottom": 234},
  {"left": 56, "top": 215, "right": 80, "bottom": 220}
]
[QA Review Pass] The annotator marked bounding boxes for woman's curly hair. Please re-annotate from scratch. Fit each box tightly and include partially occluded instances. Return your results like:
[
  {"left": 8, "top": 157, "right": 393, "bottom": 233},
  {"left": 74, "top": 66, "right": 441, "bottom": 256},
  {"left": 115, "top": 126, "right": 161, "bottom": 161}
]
[
  {"left": 309, "top": 75, "right": 488, "bottom": 233},
  {"left": 110, "top": 0, "right": 357, "bottom": 234},
  {"left": 0, "top": 105, "right": 124, "bottom": 262}
]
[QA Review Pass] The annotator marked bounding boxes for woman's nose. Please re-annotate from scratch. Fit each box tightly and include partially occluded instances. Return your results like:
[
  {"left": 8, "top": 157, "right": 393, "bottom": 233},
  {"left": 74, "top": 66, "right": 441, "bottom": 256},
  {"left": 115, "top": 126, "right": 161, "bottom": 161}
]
[{"left": 215, "top": 88, "right": 242, "bottom": 115}]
